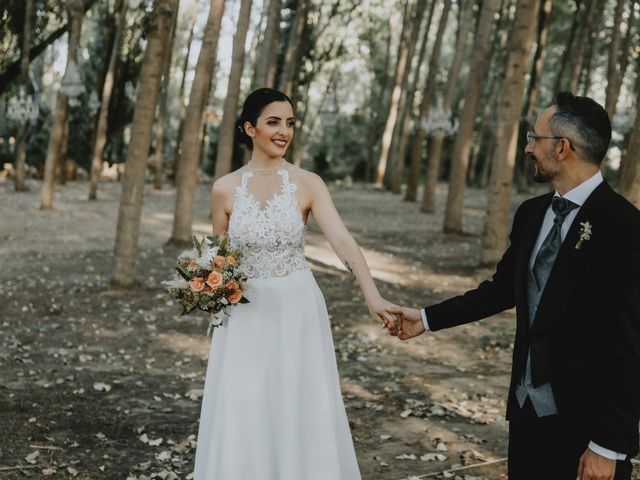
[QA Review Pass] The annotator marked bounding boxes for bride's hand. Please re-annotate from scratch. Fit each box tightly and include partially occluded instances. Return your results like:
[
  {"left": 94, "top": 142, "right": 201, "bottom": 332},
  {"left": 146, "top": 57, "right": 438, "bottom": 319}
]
[{"left": 367, "top": 296, "right": 399, "bottom": 335}]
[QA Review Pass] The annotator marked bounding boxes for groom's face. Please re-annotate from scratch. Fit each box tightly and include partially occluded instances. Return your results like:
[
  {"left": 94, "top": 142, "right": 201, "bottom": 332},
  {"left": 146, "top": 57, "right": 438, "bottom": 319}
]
[{"left": 525, "top": 106, "right": 562, "bottom": 183}]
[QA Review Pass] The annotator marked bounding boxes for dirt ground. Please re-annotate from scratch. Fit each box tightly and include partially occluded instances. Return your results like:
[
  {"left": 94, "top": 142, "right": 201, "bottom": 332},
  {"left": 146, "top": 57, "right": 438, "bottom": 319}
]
[{"left": 1, "top": 176, "right": 638, "bottom": 480}]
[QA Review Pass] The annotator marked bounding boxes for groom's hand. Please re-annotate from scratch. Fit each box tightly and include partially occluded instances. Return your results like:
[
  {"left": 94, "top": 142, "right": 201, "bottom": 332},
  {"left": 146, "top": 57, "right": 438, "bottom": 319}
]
[
  {"left": 577, "top": 448, "right": 616, "bottom": 480},
  {"left": 385, "top": 306, "right": 425, "bottom": 340}
]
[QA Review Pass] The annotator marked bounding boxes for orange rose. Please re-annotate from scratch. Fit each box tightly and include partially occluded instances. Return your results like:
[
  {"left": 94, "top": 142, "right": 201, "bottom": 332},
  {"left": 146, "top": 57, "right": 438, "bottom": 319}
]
[
  {"left": 225, "top": 255, "right": 237, "bottom": 266},
  {"left": 187, "top": 259, "right": 198, "bottom": 270},
  {"left": 227, "top": 288, "right": 243, "bottom": 304},
  {"left": 213, "top": 256, "right": 226, "bottom": 269},
  {"left": 203, "top": 284, "right": 214, "bottom": 295},
  {"left": 206, "top": 271, "right": 223, "bottom": 288},
  {"left": 189, "top": 277, "right": 205, "bottom": 292}
]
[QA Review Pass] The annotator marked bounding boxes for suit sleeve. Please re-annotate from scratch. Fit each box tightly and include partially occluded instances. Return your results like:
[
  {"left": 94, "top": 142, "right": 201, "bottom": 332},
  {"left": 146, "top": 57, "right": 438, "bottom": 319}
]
[
  {"left": 425, "top": 207, "right": 521, "bottom": 331},
  {"left": 591, "top": 207, "right": 640, "bottom": 455}
]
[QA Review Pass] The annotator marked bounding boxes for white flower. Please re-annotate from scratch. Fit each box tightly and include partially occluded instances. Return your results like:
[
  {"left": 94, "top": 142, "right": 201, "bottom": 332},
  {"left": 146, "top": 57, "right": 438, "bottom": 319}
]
[
  {"left": 162, "top": 275, "right": 189, "bottom": 290},
  {"left": 575, "top": 221, "right": 592, "bottom": 250},
  {"left": 196, "top": 245, "right": 219, "bottom": 269},
  {"left": 178, "top": 248, "right": 199, "bottom": 261}
]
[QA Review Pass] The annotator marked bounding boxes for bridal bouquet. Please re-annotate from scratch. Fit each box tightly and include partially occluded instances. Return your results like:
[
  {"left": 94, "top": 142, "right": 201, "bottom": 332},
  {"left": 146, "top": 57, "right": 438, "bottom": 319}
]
[{"left": 164, "top": 234, "right": 248, "bottom": 333}]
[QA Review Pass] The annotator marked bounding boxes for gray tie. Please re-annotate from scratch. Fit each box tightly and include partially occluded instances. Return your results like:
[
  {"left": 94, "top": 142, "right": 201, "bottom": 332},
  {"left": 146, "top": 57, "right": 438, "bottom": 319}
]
[{"left": 532, "top": 196, "right": 579, "bottom": 292}]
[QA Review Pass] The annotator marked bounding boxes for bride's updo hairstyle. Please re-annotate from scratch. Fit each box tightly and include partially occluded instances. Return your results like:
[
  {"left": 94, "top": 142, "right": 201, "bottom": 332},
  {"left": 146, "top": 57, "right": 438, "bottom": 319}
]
[{"left": 235, "top": 88, "right": 294, "bottom": 151}]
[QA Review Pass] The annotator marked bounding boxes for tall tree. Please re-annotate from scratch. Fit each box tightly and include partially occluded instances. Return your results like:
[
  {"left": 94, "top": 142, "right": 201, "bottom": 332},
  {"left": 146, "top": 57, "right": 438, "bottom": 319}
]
[
  {"left": 169, "top": 0, "right": 225, "bottom": 247},
  {"left": 515, "top": 0, "right": 553, "bottom": 192},
  {"left": 111, "top": 0, "right": 179, "bottom": 288},
  {"left": 13, "top": 0, "right": 34, "bottom": 192},
  {"left": 387, "top": 0, "right": 429, "bottom": 193},
  {"left": 171, "top": 1, "right": 200, "bottom": 178},
  {"left": 567, "top": 0, "right": 596, "bottom": 92},
  {"left": 620, "top": 93, "right": 640, "bottom": 207},
  {"left": 442, "top": 0, "right": 500, "bottom": 230},
  {"left": 253, "top": 0, "right": 281, "bottom": 89},
  {"left": 373, "top": 0, "right": 414, "bottom": 187},
  {"left": 214, "top": 0, "right": 253, "bottom": 180},
  {"left": 420, "top": 0, "right": 471, "bottom": 213},
  {"left": 398, "top": 1, "right": 437, "bottom": 202},
  {"left": 40, "top": 0, "right": 85, "bottom": 210},
  {"left": 605, "top": 0, "right": 634, "bottom": 117},
  {"left": 152, "top": 3, "right": 179, "bottom": 190},
  {"left": 552, "top": 0, "right": 582, "bottom": 95},
  {"left": 279, "top": 0, "right": 310, "bottom": 97},
  {"left": 481, "top": 0, "right": 540, "bottom": 264},
  {"left": 89, "top": 0, "right": 129, "bottom": 200}
]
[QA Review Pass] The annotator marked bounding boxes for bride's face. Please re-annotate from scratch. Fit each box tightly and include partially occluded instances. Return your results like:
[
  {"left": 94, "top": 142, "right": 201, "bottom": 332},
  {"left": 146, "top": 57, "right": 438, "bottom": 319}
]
[{"left": 245, "top": 101, "right": 295, "bottom": 158}]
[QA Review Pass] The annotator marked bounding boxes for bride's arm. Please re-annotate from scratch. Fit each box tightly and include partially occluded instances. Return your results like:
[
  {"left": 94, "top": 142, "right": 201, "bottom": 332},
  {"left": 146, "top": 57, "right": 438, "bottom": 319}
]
[
  {"left": 211, "top": 179, "right": 230, "bottom": 235},
  {"left": 306, "top": 173, "right": 397, "bottom": 329}
]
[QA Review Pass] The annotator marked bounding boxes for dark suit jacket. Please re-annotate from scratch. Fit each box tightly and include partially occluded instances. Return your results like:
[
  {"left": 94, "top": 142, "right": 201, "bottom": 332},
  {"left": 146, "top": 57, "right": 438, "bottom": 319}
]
[{"left": 425, "top": 181, "right": 640, "bottom": 457}]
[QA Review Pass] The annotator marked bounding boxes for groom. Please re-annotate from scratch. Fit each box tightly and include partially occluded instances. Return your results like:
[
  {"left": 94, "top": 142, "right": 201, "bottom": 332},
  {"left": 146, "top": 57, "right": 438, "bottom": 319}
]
[{"left": 387, "top": 92, "right": 640, "bottom": 480}]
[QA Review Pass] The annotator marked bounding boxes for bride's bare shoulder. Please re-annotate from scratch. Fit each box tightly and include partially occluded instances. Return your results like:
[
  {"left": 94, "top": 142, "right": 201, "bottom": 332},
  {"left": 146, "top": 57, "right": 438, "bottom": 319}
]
[
  {"left": 211, "top": 167, "right": 247, "bottom": 196},
  {"left": 286, "top": 164, "right": 325, "bottom": 190}
]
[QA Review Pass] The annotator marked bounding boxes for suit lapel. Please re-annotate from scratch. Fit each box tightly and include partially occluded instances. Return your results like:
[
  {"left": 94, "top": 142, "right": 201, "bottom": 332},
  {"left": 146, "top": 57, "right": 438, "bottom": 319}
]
[
  {"left": 515, "top": 192, "right": 553, "bottom": 326},
  {"left": 530, "top": 181, "right": 611, "bottom": 335}
]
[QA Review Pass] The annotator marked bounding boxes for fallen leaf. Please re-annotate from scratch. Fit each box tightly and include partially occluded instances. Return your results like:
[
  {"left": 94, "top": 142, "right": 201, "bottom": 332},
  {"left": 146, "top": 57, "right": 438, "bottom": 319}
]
[
  {"left": 395, "top": 453, "right": 417, "bottom": 460},
  {"left": 25, "top": 450, "right": 39, "bottom": 464},
  {"left": 93, "top": 382, "right": 112, "bottom": 392}
]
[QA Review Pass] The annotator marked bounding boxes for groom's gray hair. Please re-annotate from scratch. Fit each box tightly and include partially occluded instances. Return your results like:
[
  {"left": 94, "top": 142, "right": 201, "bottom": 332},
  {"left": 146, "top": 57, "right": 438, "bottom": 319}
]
[{"left": 548, "top": 92, "right": 611, "bottom": 166}]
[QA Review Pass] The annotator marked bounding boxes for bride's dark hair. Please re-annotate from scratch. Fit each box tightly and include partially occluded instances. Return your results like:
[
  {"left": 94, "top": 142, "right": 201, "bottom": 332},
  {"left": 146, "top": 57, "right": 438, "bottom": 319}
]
[{"left": 236, "top": 88, "right": 294, "bottom": 151}]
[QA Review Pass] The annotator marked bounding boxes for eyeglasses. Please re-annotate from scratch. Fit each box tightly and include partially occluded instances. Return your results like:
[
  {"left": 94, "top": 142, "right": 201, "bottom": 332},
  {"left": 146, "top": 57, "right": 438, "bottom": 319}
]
[{"left": 526, "top": 131, "right": 564, "bottom": 143}]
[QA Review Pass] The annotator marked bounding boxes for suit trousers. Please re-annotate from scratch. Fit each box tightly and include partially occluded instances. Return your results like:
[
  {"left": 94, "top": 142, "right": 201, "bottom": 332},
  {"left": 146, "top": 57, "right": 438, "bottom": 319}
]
[{"left": 508, "top": 397, "right": 633, "bottom": 480}]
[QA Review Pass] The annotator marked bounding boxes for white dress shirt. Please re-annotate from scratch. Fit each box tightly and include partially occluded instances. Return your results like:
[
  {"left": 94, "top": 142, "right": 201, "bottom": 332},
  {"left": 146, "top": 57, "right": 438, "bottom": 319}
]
[{"left": 421, "top": 171, "right": 625, "bottom": 461}]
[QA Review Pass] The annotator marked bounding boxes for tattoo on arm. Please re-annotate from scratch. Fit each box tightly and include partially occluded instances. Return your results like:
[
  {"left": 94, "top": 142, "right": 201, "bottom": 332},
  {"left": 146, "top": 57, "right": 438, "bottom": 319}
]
[{"left": 343, "top": 260, "right": 356, "bottom": 278}]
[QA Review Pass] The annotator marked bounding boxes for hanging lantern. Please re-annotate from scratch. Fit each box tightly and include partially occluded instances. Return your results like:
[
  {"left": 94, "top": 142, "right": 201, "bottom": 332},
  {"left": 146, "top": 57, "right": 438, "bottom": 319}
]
[
  {"left": 421, "top": 96, "right": 459, "bottom": 138},
  {"left": 59, "top": 60, "right": 85, "bottom": 105},
  {"left": 88, "top": 90, "right": 101, "bottom": 116},
  {"left": 319, "top": 93, "right": 338, "bottom": 126},
  {"left": 7, "top": 87, "right": 40, "bottom": 124}
]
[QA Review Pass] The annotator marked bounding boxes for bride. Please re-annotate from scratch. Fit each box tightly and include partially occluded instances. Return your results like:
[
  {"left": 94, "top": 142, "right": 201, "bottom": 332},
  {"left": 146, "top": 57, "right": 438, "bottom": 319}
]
[{"left": 193, "top": 88, "right": 396, "bottom": 479}]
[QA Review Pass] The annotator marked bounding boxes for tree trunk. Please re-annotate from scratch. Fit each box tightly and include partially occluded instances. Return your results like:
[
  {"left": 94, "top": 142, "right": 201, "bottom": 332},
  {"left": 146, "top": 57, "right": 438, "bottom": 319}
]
[
  {"left": 214, "top": 0, "right": 253, "bottom": 180},
  {"left": 40, "top": 0, "right": 85, "bottom": 210},
  {"left": 388, "top": 0, "right": 429, "bottom": 193},
  {"left": 169, "top": 0, "right": 225, "bottom": 247},
  {"left": 568, "top": 0, "right": 596, "bottom": 93},
  {"left": 441, "top": 0, "right": 500, "bottom": 230},
  {"left": 374, "top": 0, "right": 415, "bottom": 187},
  {"left": 57, "top": 116, "right": 69, "bottom": 185},
  {"left": 111, "top": 0, "right": 179, "bottom": 288},
  {"left": 366, "top": 18, "right": 395, "bottom": 182},
  {"left": 552, "top": 0, "right": 582, "bottom": 95},
  {"left": 605, "top": 0, "right": 634, "bottom": 117},
  {"left": 619, "top": 93, "right": 640, "bottom": 207},
  {"left": 420, "top": 0, "right": 472, "bottom": 212},
  {"left": 153, "top": 4, "right": 178, "bottom": 190},
  {"left": 481, "top": 0, "right": 540, "bottom": 265},
  {"left": 401, "top": 0, "right": 437, "bottom": 198},
  {"left": 279, "top": 0, "right": 309, "bottom": 97},
  {"left": 171, "top": 2, "right": 199, "bottom": 180},
  {"left": 89, "top": 0, "right": 129, "bottom": 200},
  {"left": 253, "top": 0, "right": 281, "bottom": 89},
  {"left": 14, "top": 0, "right": 34, "bottom": 192},
  {"left": 515, "top": 0, "right": 552, "bottom": 192}
]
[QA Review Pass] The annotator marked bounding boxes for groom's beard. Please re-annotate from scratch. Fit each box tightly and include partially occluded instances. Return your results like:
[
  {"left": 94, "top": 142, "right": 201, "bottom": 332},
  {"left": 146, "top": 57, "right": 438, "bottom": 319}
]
[{"left": 529, "top": 152, "right": 559, "bottom": 183}]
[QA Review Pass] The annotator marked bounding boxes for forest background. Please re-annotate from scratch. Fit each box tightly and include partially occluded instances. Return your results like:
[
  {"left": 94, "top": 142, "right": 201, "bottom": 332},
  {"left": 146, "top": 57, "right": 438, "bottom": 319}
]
[{"left": 1, "top": 0, "right": 639, "bottom": 478}]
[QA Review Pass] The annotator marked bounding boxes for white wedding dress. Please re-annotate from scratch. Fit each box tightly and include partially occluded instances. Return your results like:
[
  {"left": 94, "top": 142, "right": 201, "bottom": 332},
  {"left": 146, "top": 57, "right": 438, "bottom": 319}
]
[{"left": 193, "top": 167, "right": 362, "bottom": 479}]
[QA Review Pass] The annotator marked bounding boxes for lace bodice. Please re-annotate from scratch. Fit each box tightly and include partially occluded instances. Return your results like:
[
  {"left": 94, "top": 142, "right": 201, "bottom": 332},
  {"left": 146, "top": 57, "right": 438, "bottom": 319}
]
[{"left": 228, "top": 168, "right": 308, "bottom": 279}]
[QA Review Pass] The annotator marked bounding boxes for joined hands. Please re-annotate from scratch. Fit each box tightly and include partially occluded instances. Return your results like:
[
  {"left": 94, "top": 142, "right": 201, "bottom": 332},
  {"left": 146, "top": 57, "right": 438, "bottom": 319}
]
[{"left": 384, "top": 306, "right": 425, "bottom": 340}]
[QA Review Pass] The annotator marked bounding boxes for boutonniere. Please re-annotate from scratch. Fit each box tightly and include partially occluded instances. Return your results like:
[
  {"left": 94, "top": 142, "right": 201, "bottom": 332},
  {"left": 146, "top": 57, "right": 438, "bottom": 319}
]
[{"left": 575, "top": 221, "right": 592, "bottom": 250}]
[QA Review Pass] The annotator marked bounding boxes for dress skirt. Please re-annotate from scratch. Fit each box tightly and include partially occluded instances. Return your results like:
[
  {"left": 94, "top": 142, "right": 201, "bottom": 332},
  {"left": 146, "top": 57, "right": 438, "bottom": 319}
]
[{"left": 193, "top": 268, "right": 362, "bottom": 479}]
